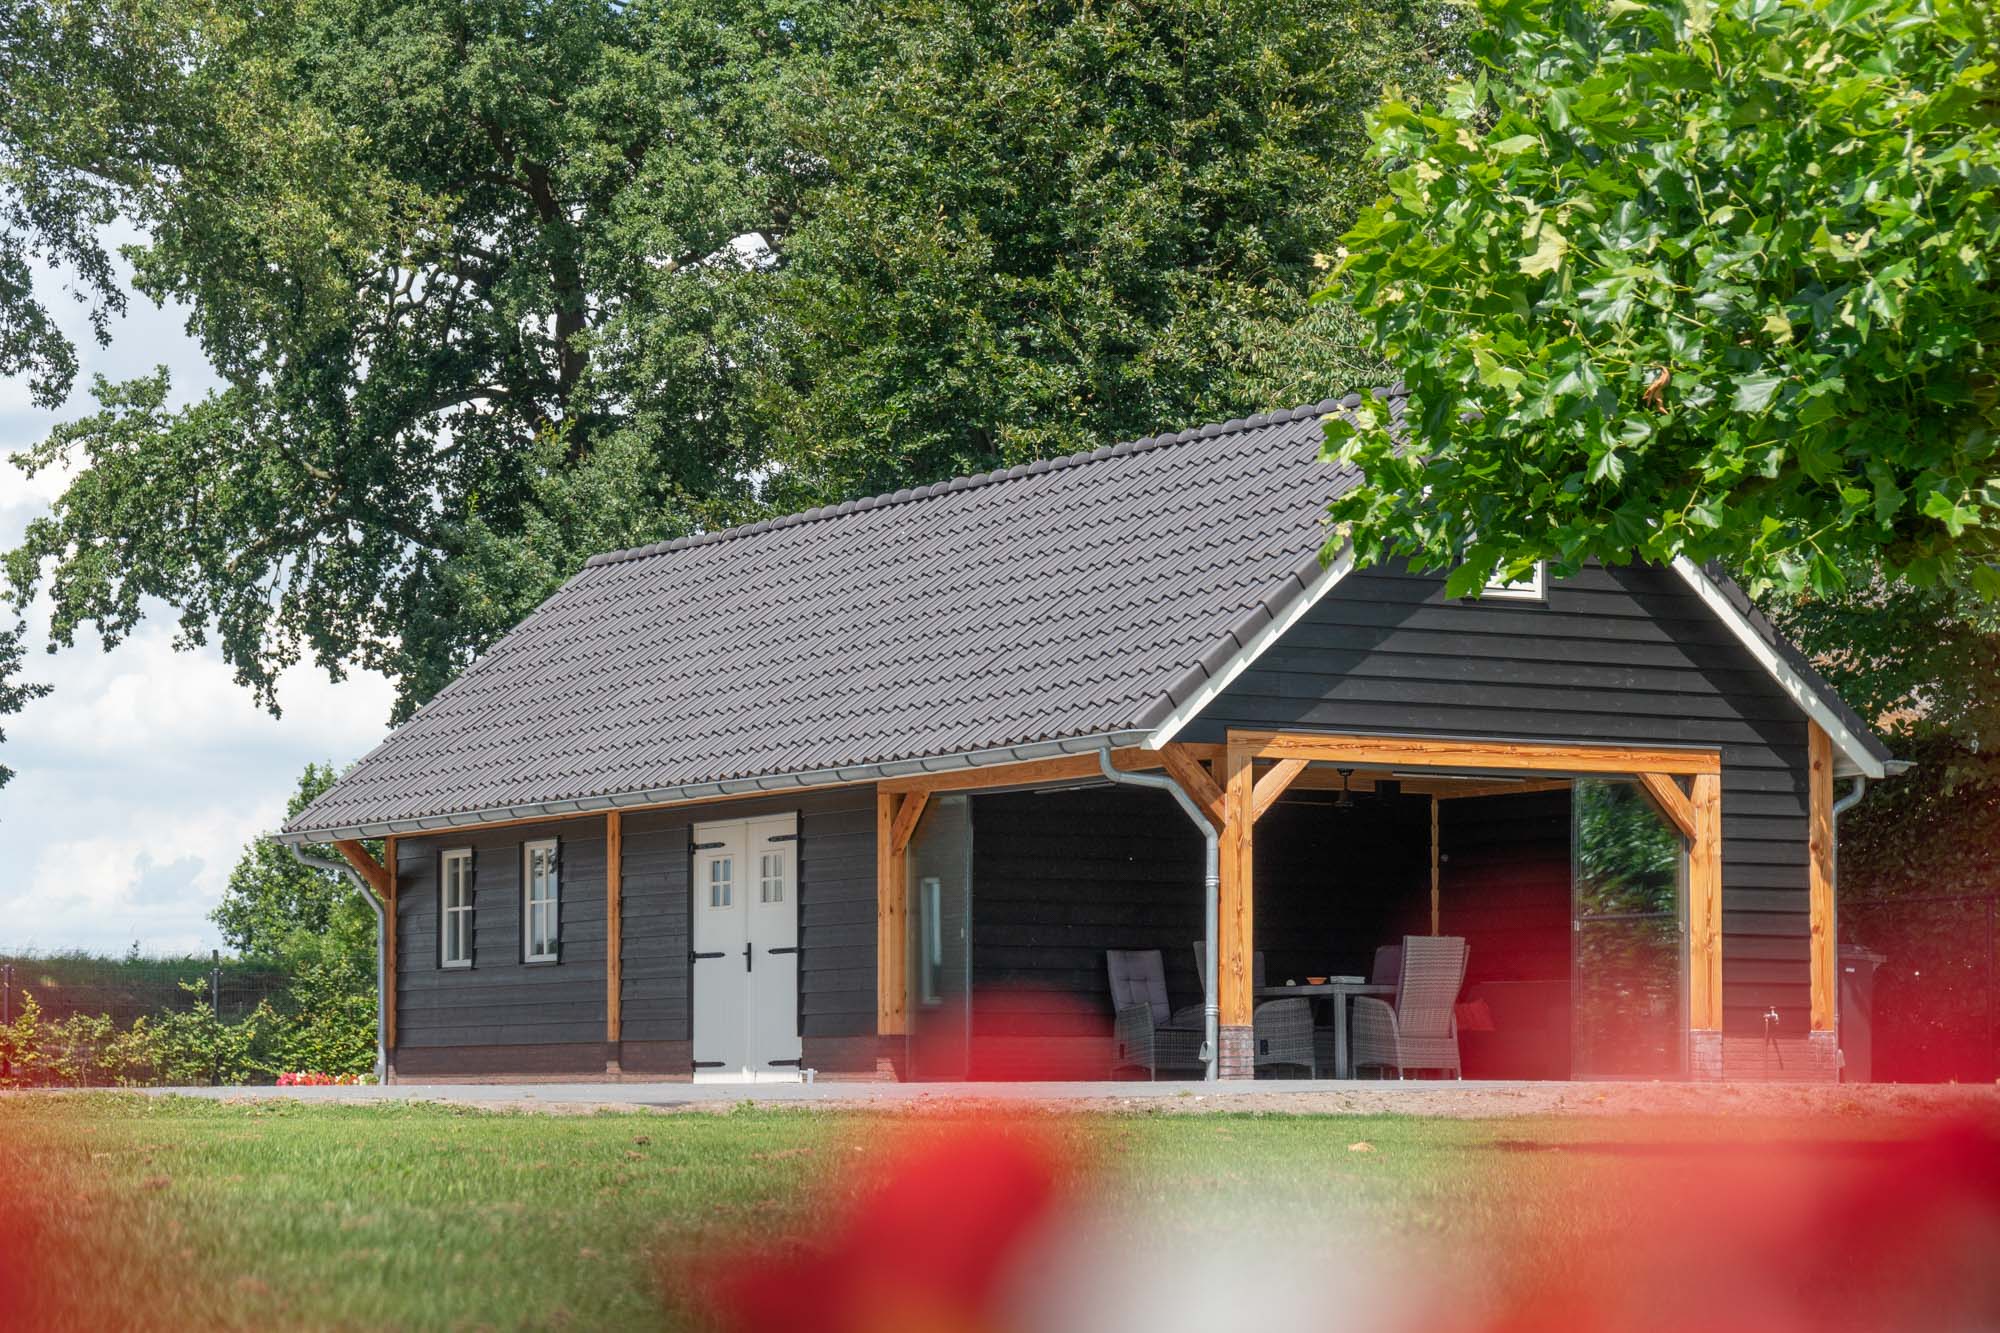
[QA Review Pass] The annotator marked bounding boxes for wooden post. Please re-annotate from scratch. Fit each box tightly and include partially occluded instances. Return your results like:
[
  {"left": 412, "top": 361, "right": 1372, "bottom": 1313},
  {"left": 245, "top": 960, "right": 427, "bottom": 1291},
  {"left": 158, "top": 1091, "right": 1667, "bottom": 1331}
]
[
  {"left": 1218, "top": 737, "right": 1257, "bottom": 1076},
  {"left": 1429, "top": 797, "right": 1440, "bottom": 935},
  {"left": 1808, "top": 723, "right": 1836, "bottom": 1033},
  {"left": 606, "top": 811, "right": 623, "bottom": 1049},
  {"left": 1688, "top": 771, "right": 1724, "bottom": 1036},
  {"left": 876, "top": 789, "right": 908, "bottom": 1037},
  {"left": 382, "top": 837, "right": 397, "bottom": 1057}
]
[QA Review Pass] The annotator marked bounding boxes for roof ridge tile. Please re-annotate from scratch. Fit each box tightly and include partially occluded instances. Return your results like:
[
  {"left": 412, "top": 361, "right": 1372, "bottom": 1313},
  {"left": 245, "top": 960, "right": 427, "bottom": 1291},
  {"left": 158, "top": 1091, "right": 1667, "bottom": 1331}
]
[{"left": 582, "top": 392, "right": 1391, "bottom": 569}]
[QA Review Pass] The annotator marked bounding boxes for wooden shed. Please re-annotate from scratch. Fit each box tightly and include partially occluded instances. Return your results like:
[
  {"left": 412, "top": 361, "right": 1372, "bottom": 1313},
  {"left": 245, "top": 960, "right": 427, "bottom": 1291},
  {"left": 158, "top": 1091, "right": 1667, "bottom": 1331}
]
[{"left": 280, "top": 392, "right": 1894, "bottom": 1083}]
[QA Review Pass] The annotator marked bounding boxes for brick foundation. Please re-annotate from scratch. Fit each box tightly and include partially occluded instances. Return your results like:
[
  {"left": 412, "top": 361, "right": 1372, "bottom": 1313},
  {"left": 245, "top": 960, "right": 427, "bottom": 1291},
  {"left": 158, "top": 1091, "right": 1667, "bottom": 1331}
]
[{"left": 1218, "top": 1024, "right": 1254, "bottom": 1080}]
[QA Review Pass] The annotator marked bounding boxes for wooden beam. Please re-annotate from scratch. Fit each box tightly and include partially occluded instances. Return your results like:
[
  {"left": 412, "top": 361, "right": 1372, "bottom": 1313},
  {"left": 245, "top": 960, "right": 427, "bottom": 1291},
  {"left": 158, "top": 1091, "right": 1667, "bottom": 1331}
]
[
  {"left": 1636, "top": 772, "right": 1698, "bottom": 841},
  {"left": 606, "top": 811, "right": 623, "bottom": 1046},
  {"left": 876, "top": 789, "right": 908, "bottom": 1036},
  {"left": 1219, "top": 737, "right": 1257, "bottom": 1031},
  {"left": 1808, "top": 723, "right": 1836, "bottom": 1033},
  {"left": 1159, "top": 743, "right": 1225, "bottom": 828},
  {"left": 877, "top": 746, "right": 1177, "bottom": 796},
  {"left": 1424, "top": 777, "right": 1573, "bottom": 801},
  {"left": 889, "top": 790, "right": 929, "bottom": 855},
  {"left": 1429, "top": 797, "right": 1440, "bottom": 935},
  {"left": 1233, "top": 730, "right": 1721, "bottom": 776},
  {"left": 333, "top": 839, "right": 391, "bottom": 905},
  {"left": 1250, "top": 758, "right": 1309, "bottom": 823},
  {"left": 382, "top": 836, "right": 398, "bottom": 1056},
  {"left": 1688, "top": 771, "right": 1724, "bottom": 1032}
]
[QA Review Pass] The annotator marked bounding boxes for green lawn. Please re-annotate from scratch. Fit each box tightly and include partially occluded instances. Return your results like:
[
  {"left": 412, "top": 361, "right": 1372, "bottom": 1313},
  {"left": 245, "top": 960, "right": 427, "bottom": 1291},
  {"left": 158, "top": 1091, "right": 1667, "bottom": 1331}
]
[{"left": 0, "top": 1094, "right": 1953, "bottom": 1331}]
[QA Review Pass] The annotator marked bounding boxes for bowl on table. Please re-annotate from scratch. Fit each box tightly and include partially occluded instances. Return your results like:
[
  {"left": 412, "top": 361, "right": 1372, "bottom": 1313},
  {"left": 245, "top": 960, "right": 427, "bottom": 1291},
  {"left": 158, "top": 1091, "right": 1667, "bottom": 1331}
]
[{"left": 1305, "top": 976, "right": 1328, "bottom": 985}]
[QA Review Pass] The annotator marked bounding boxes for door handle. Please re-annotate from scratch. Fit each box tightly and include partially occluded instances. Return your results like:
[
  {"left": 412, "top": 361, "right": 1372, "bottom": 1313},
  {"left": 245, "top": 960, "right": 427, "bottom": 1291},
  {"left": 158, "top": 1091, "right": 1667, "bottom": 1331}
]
[{"left": 744, "top": 942, "right": 753, "bottom": 973}]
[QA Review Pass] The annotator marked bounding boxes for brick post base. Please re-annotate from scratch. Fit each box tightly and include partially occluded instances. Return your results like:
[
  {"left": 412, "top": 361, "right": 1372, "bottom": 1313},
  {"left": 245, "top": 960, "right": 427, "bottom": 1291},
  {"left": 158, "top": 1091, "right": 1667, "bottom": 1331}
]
[
  {"left": 1218, "top": 1024, "right": 1254, "bottom": 1080},
  {"left": 1688, "top": 1028, "right": 1724, "bottom": 1081}
]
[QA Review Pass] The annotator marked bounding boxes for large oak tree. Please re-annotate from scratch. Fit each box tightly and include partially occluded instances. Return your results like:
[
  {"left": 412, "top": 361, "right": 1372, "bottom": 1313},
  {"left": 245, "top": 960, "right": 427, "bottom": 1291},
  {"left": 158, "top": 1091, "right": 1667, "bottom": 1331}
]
[{"left": 3, "top": 0, "right": 1461, "bottom": 737}]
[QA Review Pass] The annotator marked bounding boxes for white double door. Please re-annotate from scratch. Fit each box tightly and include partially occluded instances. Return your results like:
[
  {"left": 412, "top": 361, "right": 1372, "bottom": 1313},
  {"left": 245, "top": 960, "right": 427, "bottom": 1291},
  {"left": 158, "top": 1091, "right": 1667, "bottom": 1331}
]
[{"left": 691, "top": 813, "right": 803, "bottom": 1082}]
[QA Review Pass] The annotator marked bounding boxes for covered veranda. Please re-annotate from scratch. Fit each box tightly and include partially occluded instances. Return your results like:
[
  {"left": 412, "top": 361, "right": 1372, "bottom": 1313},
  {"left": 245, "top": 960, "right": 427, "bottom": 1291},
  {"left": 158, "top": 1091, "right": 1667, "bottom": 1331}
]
[{"left": 874, "top": 730, "right": 1770, "bottom": 1083}]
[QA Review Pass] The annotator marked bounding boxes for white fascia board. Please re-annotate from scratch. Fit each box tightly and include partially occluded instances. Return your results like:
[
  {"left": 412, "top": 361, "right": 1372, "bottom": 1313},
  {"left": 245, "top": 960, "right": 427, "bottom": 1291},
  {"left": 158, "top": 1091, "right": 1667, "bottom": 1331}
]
[
  {"left": 1671, "top": 556, "right": 1886, "bottom": 780},
  {"left": 1146, "top": 544, "right": 1356, "bottom": 749}
]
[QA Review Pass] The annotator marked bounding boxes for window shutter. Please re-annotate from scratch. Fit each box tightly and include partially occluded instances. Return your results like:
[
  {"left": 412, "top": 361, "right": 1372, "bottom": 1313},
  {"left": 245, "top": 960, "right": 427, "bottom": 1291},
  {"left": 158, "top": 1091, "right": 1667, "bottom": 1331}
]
[
  {"left": 434, "top": 850, "right": 444, "bottom": 972},
  {"left": 466, "top": 851, "right": 477, "bottom": 969}
]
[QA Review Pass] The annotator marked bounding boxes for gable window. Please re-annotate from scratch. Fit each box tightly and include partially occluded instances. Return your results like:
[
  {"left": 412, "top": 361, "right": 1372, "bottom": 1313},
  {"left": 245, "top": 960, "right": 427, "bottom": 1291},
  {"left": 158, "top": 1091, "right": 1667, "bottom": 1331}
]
[
  {"left": 1484, "top": 561, "right": 1547, "bottom": 601},
  {"left": 523, "top": 839, "right": 560, "bottom": 962},
  {"left": 440, "top": 849, "right": 474, "bottom": 969}
]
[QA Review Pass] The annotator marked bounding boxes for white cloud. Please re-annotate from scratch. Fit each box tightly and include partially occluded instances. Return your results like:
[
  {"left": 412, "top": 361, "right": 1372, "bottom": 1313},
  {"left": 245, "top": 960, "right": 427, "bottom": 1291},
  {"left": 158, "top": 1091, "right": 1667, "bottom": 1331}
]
[{"left": 1, "top": 230, "right": 395, "bottom": 957}]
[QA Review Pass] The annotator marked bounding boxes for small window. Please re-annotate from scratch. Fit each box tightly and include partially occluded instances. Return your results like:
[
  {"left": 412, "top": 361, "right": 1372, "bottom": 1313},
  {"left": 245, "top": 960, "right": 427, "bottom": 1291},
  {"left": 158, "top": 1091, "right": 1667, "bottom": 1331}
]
[
  {"left": 708, "top": 856, "right": 734, "bottom": 908},
  {"left": 440, "top": 849, "right": 474, "bottom": 969},
  {"left": 759, "top": 850, "right": 785, "bottom": 904},
  {"left": 523, "top": 839, "right": 560, "bottom": 962},
  {"left": 1484, "top": 561, "right": 1546, "bottom": 600}
]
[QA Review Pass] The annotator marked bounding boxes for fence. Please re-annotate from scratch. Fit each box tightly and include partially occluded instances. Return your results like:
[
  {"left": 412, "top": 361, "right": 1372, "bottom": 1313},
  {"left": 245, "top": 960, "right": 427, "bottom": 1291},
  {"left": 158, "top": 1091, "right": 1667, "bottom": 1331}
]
[
  {"left": 0, "top": 952, "right": 291, "bottom": 1028},
  {"left": 1842, "top": 895, "right": 1998, "bottom": 1084}
]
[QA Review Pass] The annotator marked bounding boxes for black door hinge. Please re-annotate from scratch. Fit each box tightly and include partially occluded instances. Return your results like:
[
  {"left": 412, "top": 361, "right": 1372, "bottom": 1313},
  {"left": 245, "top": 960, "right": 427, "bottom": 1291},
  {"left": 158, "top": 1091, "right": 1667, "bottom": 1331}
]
[{"left": 690, "top": 950, "right": 724, "bottom": 962}]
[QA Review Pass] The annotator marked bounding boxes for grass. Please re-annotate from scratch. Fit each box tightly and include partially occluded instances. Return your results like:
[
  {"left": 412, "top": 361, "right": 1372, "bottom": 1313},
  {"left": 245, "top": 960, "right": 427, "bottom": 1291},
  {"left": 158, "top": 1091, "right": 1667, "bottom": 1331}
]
[{"left": 0, "top": 1093, "right": 1957, "bottom": 1331}]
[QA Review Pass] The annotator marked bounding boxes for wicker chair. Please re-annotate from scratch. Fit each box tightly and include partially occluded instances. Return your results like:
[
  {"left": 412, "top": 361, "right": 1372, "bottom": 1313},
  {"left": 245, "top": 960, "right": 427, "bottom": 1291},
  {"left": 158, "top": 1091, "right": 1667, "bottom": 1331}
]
[
  {"left": 1191, "top": 943, "right": 1316, "bottom": 1078},
  {"left": 1106, "top": 950, "right": 1206, "bottom": 1079},
  {"left": 1351, "top": 935, "right": 1469, "bottom": 1078}
]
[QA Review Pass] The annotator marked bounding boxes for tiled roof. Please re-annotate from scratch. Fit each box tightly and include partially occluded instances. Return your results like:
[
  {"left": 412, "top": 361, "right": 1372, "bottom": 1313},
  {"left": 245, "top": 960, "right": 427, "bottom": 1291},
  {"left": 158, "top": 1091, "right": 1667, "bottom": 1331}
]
[{"left": 285, "top": 394, "right": 1396, "bottom": 839}]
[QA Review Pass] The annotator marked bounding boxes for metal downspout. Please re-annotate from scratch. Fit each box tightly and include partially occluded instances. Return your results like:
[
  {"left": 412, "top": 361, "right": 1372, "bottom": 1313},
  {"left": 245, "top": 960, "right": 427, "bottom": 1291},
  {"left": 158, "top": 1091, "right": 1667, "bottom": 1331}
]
[
  {"left": 1099, "top": 748, "right": 1219, "bottom": 1081},
  {"left": 279, "top": 843, "right": 389, "bottom": 1083},
  {"left": 1829, "top": 777, "right": 1869, "bottom": 1063}
]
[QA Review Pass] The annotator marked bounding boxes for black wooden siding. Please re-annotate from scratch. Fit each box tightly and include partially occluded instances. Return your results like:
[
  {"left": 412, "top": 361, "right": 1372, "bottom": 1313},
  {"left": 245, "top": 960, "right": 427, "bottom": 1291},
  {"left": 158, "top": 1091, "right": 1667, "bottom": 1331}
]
[
  {"left": 392, "top": 786, "right": 878, "bottom": 1058},
  {"left": 393, "top": 819, "right": 607, "bottom": 1050},
  {"left": 618, "top": 787, "right": 877, "bottom": 1044},
  {"left": 969, "top": 786, "right": 1430, "bottom": 1032},
  {"left": 1183, "top": 560, "right": 1814, "bottom": 1034}
]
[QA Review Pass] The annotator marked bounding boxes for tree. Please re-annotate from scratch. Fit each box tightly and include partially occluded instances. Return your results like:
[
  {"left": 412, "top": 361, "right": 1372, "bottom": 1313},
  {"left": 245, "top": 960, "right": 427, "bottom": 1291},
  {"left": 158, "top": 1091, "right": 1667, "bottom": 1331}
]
[
  {"left": 1320, "top": 0, "right": 2000, "bottom": 601},
  {"left": 211, "top": 763, "right": 374, "bottom": 963},
  {"left": 5, "top": 0, "right": 1464, "bottom": 738},
  {"left": 751, "top": 0, "right": 1464, "bottom": 505},
  {"left": 7, "top": 0, "right": 842, "bottom": 722},
  {"left": 0, "top": 622, "right": 49, "bottom": 791}
]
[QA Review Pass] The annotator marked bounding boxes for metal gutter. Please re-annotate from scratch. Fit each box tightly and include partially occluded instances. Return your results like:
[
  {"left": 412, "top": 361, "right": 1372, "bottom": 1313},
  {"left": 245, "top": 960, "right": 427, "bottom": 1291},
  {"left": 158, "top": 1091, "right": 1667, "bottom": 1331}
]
[
  {"left": 1096, "top": 746, "right": 1219, "bottom": 1081},
  {"left": 279, "top": 843, "right": 388, "bottom": 1083},
  {"left": 277, "top": 729, "right": 1155, "bottom": 845}
]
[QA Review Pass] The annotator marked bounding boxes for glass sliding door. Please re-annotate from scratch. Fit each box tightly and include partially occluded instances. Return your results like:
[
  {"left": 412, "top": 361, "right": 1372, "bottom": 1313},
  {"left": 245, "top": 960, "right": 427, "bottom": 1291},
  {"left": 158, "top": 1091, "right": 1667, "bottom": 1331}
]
[
  {"left": 1572, "top": 778, "right": 1687, "bottom": 1077},
  {"left": 906, "top": 794, "right": 973, "bottom": 1079}
]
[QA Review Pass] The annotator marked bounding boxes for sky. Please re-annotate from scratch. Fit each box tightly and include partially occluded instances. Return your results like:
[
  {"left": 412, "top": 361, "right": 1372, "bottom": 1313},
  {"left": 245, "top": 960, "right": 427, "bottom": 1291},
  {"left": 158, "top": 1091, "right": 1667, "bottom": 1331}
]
[{"left": 0, "top": 245, "right": 398, "bottom": 956}]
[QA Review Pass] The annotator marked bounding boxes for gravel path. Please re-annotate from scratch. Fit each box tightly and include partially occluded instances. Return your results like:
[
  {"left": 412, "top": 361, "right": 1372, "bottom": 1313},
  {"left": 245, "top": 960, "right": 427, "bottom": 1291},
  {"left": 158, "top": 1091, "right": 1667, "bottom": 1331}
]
[{"left": 125, "top": 1078, "right": 2000, "bottom": 1119}]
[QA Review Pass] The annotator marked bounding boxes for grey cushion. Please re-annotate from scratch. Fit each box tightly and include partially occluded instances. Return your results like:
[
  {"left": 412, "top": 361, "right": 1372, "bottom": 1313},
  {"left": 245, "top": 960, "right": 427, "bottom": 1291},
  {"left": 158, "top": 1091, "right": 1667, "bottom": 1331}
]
[{"left": 1106, "top": 950, "right": 1173, "bottom": 1027}]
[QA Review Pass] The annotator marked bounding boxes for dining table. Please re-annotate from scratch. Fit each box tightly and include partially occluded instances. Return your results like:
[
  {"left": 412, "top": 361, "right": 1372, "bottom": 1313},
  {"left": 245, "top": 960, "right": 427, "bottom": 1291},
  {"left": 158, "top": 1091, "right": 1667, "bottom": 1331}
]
[{"left": 1255, "top": 980, "right": 1397, "bottom": 1078}]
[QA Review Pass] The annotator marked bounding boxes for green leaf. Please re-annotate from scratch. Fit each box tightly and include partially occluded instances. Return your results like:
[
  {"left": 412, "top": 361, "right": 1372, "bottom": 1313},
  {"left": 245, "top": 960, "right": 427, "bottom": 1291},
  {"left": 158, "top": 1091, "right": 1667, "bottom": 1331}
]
[
  {"left": 1519, "top": 218, "right": 1569, "bottom": 276},
  {"left": 1732, "top": 371, "right": 1785, "bottom": 415}
]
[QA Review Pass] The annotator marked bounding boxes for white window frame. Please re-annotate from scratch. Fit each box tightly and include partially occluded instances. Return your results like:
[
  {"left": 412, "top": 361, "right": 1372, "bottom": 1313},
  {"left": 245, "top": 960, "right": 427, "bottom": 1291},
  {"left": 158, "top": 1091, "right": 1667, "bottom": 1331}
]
[
  {"left": 522, "top": 838, "right": 560, "bottom": 963},
  {"left": 1483, "top": 560, "right": 1547, "bottom": 601},
  {"left": 440, "top": 848, "right": 474, "bottom": 970}
]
